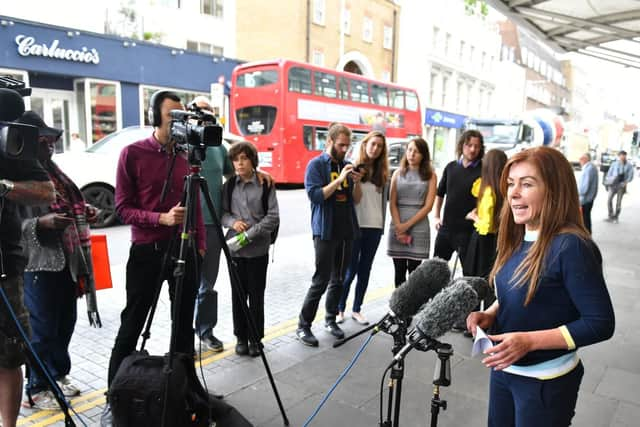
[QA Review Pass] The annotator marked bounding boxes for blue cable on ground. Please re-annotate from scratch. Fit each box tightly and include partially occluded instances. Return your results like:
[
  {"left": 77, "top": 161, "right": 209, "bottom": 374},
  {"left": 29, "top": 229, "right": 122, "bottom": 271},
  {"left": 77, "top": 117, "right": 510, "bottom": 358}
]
[
  {"left": 0, "top": 284, "right": 88, "bottom": 427},
  {"left": 302, "top": 333, "right": 374, "bottom": 427}
]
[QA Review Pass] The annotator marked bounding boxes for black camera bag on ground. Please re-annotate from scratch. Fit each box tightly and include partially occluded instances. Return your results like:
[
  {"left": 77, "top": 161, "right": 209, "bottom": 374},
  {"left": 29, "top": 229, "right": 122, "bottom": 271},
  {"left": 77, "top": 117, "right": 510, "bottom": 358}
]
[{"left": 109, "top": 351, "right": 253, "bottom": 427}]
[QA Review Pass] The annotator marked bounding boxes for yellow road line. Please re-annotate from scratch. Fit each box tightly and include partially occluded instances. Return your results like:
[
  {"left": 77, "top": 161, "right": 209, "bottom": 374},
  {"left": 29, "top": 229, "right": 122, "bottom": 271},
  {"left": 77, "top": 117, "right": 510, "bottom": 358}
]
[{"left": 20, "top": 284, "right": 394, "bottom": 425}]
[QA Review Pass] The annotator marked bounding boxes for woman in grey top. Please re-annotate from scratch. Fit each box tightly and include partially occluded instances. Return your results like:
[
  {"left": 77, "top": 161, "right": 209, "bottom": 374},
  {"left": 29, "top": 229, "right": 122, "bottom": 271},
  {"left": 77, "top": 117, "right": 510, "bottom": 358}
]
[{"left": 387, "top": 137, "right": 437, "bottom": 287}]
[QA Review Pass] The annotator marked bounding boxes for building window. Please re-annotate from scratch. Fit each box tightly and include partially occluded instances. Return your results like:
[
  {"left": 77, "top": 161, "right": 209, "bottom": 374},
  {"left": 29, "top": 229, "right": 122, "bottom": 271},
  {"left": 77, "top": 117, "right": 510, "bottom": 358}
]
[
  {"left": 469, "top": 45, "right": 475, "bottom": 63},
  {"left": 481, "top": 51, "right": 486, "bottom": 70},
  {"left": 459, "top": 40, "right": 466, "bottom": 61},
  {"left": 441, "top": 74, "right": 449, "bottom": 107},
  {"left": 201, "top": 0, "right": 223, "bottom": 18},
  {"left": 187, "top": 40, "right": 223, "bottom": 56},
  {"left": 342, "top": 8, "right": 351, "bottom": 35},
  {"left": 456, "top": 80, "right": 464, "bottom": 111},
  {"left": 313, "top": 0, "right": 325, "bottom": 25},
  {"left": 312, "top": 49, "right": 325, "bottom": 66},
  {"left": 429, "top": 72, "right": 438, "bottom": 105},
  {"left": 362, "top": 16, "right": 373, "bottom": 43},
  {"left": 432, "top": 27, "right": 440, "bottom": 50},
  {"left": 383, "top": 25, "right": 393, "bottom": 50},
  {"left": 381, "top": 70, "right": 391, "bottom": 82},
  {"left": 444, "top": 33, "right": 451, "bottom": 56}
]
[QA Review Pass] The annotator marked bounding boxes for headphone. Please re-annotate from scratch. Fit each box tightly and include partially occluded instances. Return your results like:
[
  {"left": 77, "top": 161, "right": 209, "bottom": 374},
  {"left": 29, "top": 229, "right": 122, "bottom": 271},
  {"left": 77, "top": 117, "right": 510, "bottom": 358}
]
[{"left": 148, "top": 90, "right": 179, "bottom": 127}]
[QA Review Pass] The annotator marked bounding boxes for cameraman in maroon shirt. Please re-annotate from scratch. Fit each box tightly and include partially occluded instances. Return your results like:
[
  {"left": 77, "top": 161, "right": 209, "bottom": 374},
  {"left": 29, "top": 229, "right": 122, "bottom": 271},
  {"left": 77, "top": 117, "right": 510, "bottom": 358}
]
[{"left": 102, "top": 91, "right": 205, "bottom": 424}]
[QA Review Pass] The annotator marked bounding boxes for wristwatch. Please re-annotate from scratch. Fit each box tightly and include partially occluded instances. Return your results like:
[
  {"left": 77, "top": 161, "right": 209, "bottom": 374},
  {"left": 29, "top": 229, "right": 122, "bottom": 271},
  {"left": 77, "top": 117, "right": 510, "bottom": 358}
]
[{"left": 0, "top": 179, "right": 15, "bottom": 198}]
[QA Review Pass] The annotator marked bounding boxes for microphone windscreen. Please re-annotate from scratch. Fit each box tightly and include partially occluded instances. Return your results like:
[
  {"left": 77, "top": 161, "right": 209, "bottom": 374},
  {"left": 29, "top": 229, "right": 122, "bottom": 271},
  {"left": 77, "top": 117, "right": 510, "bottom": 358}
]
[
  {"left": 389, "top": 258, "right": 451, "bottom": 318},
  {"left": 0, "top": 88, "right": 26, "bottom": 121},
  {"left": 452, "top": 276, "right": 492, "bottom": 302},
  {"left": 414, "top": 281, "right": 479, "bottom": 339}
]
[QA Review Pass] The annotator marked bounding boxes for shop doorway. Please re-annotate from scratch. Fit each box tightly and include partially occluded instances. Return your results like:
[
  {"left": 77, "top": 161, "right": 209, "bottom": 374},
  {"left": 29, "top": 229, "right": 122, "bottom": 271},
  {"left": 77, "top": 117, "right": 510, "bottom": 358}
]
[{"left": 29, "top": 89, "right": 78, "bottom": 152}]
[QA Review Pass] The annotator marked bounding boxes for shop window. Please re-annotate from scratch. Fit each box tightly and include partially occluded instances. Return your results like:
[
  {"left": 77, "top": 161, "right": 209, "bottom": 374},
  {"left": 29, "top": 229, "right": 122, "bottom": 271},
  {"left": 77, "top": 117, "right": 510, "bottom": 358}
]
[{"left": 90, "top": 82, "right": 118, "bottom": 143}]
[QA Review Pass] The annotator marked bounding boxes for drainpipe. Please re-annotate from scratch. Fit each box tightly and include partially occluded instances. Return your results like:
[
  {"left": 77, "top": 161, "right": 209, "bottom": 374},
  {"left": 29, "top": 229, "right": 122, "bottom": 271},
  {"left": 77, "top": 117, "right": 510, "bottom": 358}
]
[
  {"left": 306, "top": 0, "right": 311, "bottom": 62},
  {"left": 391, "top": 8, "right": 397, "bottom": 82}
]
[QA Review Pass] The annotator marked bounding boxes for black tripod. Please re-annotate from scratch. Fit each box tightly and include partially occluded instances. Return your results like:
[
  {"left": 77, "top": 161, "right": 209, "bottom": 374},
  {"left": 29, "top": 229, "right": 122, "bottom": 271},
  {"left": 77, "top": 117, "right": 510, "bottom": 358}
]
[{"left": 140, "top": 144, "right": 289, "bottom": 426}]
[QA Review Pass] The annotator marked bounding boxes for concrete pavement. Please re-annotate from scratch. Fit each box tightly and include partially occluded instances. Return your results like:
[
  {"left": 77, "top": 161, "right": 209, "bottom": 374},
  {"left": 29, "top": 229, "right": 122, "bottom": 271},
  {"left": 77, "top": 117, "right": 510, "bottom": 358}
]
[{"left": 16, "top": 178, "right": 640, "bottom": 426}]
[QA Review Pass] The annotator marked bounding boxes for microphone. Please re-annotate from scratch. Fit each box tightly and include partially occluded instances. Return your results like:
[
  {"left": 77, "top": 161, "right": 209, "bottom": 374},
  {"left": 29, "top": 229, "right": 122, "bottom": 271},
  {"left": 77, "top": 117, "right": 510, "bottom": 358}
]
[
  {"left": 0, "top": 88, "right": 26, "bottom": 121},
  {"left": 393, "top": 281, "right": 478, "bottom": 361},
  {"left": 388, "top": 257, "right": 451, "bottom": 319},
  {"left": 450, "top": 276, "right": 493, "bottom": 303},
  {"left": 332, "top": 258, "right": 451, "bottom": 348}
]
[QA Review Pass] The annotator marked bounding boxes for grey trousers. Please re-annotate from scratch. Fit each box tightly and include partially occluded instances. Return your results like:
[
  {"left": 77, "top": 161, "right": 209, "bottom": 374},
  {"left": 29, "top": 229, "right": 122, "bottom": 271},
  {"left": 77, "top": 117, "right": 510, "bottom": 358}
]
[{"left": 607, "top": 185, "right": 625, "bottom": 219}]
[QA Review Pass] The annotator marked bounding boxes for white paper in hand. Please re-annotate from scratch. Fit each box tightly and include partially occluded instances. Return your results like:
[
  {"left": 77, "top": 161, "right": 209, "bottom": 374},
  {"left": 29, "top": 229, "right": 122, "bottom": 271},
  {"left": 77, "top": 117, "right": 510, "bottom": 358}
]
[{"left": 471, "top": 326, "right": 495, "bottom": 357}]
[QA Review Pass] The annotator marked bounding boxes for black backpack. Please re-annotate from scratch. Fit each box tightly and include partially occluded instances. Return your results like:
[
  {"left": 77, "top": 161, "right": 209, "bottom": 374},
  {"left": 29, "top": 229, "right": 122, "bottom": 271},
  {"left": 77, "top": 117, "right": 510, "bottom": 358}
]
[
  {"left": 109, "top": 351, "right": 253, "bottom": 427},
  {"left": 225, "top": 177, "right": 279, "bottom": 244}
]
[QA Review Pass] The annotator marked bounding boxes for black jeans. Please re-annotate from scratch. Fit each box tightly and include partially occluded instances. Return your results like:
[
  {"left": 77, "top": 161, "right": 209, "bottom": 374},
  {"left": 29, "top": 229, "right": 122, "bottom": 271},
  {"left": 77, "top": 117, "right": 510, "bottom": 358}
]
[
  {"left": 433, "top": 226, "right": 473, "bottom": 274},
  {"left": 230, "top": 255, "right": 268, "bottom": 342},
  {"left": 392, "top": 258, "right": 422, "bottom": 288},
  {"left": 107, "top": 241, "right": 199, "bottom": 386},
  {"left": 298, "top": 238, "right": 352, "bottom": 329}
]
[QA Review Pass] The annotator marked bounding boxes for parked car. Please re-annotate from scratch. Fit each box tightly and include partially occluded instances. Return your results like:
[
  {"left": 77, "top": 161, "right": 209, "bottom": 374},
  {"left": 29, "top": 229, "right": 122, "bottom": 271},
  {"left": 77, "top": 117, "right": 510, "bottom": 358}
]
[{"left": 54, "top": 126, "right": 242, "bottom": 228}]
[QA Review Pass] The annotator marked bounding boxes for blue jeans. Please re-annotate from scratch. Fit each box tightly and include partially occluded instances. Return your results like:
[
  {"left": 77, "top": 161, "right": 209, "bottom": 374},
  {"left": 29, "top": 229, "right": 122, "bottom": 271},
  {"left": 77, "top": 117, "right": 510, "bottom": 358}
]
[
  {"left": 338, "top": 228, "right": 383, "bottom": 313},
  {"left": 23, "top": 269, "right": 77, "bottom": 394},
  {"left": 195, "top": 224, "right": 223, "bottom": 338}
]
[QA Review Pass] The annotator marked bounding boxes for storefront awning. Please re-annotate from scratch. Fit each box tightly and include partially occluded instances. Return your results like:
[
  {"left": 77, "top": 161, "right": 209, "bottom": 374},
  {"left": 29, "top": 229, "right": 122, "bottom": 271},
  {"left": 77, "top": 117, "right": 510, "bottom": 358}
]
[{"left": 486, "top": 0, "right": 640, "bottom": 69}]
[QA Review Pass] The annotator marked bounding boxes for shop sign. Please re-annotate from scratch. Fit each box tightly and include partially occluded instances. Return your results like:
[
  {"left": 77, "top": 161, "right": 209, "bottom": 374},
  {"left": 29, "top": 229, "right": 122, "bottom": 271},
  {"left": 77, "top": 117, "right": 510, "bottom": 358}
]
[
  {"left": 15, "top": 34, "right": 100, "bottom": 65},
  {"left": 424, "top": 108, "right": 466, "bottom": 129}
]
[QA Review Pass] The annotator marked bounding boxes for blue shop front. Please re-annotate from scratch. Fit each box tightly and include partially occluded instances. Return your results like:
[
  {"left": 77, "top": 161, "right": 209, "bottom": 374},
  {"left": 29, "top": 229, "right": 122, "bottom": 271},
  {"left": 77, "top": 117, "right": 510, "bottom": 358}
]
[
  {"left": 0, "top": 16, "right": 240, "bottom": 151},
  {"left": 424, "top": 108, "right": 467, "bottom": 167}
]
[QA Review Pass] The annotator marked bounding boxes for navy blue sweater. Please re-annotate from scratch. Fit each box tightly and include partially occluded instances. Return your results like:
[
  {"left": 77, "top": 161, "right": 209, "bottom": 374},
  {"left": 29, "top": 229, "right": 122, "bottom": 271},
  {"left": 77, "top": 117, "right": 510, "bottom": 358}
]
[{"left": 495, "top": 233, "right": 615, "bottom": 366}]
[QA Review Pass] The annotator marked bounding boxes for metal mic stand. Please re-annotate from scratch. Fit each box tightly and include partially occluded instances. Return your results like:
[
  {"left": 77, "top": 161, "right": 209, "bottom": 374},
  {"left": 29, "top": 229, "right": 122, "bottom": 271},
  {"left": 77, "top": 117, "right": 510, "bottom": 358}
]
[
  {"left": 172, "top": 145, "right": 290, "bottom": 426},
  {"left": 381, "top": 321, "right": 409, "bottom": 427},
  {"left": 430, "top": 344, "right": 452, "bottom": 427}
]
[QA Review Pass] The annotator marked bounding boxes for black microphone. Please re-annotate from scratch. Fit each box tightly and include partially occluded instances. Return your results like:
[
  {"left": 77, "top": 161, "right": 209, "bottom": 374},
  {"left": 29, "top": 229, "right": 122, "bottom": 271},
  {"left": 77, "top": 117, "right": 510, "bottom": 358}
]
[
  {"left": 388, "top": 257, "right": 451, "bottom": 319},
  {"left": 393, "top": 281, "right": 478, "bottom": 361},
  {"left": 450, "top": 276, "right": 492, "bottom": 303},
  {"left": 0, "top": 88, "right": 26, "bottom": 121}
]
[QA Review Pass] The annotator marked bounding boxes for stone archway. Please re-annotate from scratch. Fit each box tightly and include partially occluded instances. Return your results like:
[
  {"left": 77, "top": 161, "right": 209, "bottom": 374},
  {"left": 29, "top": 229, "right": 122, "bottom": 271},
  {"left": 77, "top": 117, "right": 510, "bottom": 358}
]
[
  {"left": 336, "top": 51, "right": 374, "bottom": 78},
  {"left": 343, "top": 61, "right": 363, "bottom": 75}
]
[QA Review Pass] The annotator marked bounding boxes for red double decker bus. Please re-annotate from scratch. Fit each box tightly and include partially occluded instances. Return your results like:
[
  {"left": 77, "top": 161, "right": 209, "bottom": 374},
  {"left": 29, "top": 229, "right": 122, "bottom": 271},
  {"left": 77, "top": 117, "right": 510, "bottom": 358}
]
[{"left": 229, "top": 59, "right": 422, "bottom": 184}]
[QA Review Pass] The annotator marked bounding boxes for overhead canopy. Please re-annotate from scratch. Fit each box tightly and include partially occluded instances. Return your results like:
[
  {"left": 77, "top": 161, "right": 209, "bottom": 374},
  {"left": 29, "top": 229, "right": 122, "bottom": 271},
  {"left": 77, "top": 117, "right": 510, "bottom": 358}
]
[{"left": 486, "top": 0, "right": 640, "bottom": 69}]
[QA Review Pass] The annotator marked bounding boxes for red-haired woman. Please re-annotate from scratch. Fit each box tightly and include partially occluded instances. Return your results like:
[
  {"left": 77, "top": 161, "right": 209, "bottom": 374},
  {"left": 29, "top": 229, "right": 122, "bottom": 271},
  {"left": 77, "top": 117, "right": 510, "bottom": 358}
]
[{"left": 467, "top": 147, "right": 615, "bottom": 427}]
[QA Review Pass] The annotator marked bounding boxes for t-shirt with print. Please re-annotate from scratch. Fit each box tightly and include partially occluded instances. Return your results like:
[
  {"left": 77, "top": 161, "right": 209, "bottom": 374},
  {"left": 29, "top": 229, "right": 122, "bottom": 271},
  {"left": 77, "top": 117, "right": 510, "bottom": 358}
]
[{"left": 330, "top": 161, "right": 354, "bottom": 240}]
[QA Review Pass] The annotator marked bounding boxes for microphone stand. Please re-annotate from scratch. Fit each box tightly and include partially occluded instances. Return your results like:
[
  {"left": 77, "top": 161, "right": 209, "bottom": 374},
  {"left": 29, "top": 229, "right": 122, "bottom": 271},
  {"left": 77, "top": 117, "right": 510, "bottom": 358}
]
[{"left": 387, "top": 334, "right": 453, "bottom": 427}]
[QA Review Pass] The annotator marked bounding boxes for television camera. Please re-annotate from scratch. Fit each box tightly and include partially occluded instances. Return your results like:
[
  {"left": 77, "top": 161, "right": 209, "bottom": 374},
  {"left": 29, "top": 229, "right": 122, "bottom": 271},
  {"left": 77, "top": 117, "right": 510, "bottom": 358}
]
[{"left": 0, "top": 76, "right": 39, "bottom": 160}]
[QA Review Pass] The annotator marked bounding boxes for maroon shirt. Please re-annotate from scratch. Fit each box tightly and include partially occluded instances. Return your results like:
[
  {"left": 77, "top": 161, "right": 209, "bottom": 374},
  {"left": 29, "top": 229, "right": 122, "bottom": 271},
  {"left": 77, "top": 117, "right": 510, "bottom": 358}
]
[{"left": 115, "top": 134, "right": 205, "bottom": 251}]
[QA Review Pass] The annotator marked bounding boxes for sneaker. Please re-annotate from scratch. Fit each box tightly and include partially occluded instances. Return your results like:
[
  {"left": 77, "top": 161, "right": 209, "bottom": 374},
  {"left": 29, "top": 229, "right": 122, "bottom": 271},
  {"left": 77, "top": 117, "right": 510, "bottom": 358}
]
[
  {"left": 325, "top": 322, "right": 345, "bottom": 339},
  {"left": 336, "top": 312, "right": 345, "bottom": 324},
  {"left": 235, "top": 340, "right": 249, "bottom": 356},
  {"left": 202, "top": 334, "right": 224, "bottom": 352},
  {"left": 351, "top": 312, "right": 370, "bottom": 325},
  {"left": 22, "top": 390, "right": 59, "bottom": 411},
  {"left": 296, "top": 327, "right": 319, "bottom": 347},
  {"left": 57, "top": 376, "right": 80, "bottom": 397},
  {"left": 100, "top": 403, "right": 113, "bottom": 427}
]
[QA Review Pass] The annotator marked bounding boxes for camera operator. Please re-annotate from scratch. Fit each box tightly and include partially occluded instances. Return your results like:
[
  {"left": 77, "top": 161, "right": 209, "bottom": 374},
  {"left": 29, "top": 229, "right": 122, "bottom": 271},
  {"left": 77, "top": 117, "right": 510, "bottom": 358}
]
[
  {"left": 0, "top": 114, "right": 55, "bottom": 426},
  {"left": 102, "top": 91, "right": 205, "bottom": 426}
]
